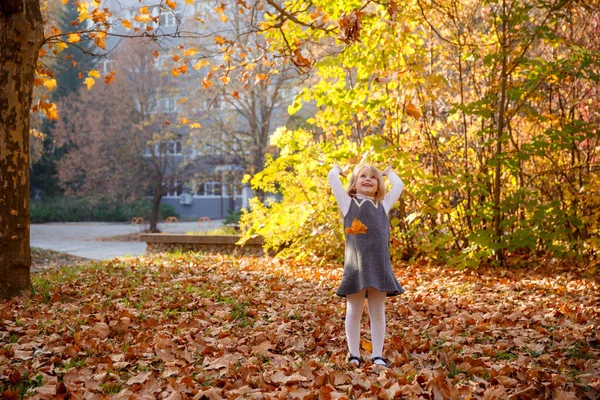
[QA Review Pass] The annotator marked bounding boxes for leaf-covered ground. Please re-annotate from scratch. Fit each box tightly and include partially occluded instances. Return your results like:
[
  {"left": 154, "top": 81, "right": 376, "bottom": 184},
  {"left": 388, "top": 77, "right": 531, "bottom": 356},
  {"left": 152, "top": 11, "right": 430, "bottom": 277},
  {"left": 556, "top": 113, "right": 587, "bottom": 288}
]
[{"left": 1, "top": 253, "right": 599, "bottom": 399}]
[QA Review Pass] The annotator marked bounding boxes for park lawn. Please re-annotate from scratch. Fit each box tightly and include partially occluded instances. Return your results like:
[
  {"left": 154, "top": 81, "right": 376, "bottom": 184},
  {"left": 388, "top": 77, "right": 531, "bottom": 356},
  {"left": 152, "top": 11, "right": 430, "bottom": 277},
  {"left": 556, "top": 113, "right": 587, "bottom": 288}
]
[{"left": 1, "top": 253, "right": 599, "bottom": 399}]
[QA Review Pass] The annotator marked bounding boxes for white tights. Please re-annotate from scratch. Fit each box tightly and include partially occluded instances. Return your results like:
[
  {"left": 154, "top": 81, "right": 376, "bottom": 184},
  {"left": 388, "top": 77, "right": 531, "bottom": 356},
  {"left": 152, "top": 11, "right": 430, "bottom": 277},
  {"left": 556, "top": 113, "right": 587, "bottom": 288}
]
[{"left": 345, "top": 288, "right": 386, "bottom": 359}]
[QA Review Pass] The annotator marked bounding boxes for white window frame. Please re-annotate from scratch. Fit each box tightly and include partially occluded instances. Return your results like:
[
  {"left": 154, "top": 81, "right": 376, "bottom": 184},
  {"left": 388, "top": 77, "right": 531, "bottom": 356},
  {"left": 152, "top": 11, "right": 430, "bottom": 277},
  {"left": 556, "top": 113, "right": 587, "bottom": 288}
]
[{"left": 159, "top": 12, "right": 177, "bottom": 27}]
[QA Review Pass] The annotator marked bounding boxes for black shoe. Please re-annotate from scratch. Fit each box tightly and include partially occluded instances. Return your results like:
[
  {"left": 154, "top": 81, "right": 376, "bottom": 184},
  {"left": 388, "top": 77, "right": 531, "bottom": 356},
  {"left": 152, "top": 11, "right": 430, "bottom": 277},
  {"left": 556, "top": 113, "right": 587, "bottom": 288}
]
[
  {"left": 371, "top": 356, "right": 388, "bottom": 367},
  {"left": 348, "top": 355, "right": 362, "bottom": 367}
]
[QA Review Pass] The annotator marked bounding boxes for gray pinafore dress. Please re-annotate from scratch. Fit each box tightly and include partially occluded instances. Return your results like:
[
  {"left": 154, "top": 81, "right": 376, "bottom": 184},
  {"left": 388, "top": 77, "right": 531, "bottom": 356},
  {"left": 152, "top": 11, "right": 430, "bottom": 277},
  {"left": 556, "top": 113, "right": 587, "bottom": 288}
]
[{"left": 336, "top": 198, "right": 404, "bottom": 297}]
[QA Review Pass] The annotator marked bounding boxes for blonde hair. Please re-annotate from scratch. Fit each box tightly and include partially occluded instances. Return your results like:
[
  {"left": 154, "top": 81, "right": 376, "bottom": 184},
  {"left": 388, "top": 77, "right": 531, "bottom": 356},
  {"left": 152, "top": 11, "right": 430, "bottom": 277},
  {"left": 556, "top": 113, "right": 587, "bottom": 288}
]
[{"left": 346, "top": 164, "right": 386, "bottom": 203}]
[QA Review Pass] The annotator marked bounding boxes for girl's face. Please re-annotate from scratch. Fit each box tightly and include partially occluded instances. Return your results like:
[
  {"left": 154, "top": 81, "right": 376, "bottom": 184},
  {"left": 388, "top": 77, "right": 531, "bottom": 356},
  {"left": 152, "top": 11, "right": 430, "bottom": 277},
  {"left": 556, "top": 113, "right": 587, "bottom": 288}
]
[{"left": 355, "top": 167, "right": 379, "bottom": 197}]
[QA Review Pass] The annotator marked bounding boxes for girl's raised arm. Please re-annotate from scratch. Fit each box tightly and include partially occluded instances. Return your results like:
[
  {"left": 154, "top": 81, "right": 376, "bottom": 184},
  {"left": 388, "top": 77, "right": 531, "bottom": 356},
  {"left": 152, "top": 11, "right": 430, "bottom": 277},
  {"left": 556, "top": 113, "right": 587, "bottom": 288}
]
[
  {"left": 382, "top": 167, "right": 404, "bottom": 214},
  {"left": 328, "top": 165, "right": 352, "bottom": 216}
]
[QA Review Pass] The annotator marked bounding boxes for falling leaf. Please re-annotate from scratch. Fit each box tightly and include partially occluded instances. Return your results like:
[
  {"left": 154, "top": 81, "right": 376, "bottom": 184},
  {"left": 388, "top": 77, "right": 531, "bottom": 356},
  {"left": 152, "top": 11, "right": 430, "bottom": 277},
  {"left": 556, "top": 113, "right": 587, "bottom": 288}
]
[
  {"left": 165, "top": 0, "right": 176, "bottom": 9},
  {"left": 88, "top": 69, "right": 100, "bottom": 79},
  {"left": 406, "top": 102, "right": 422, "bottom": 119},
  {"left": 122, "top": 19, "right": 132, "bottom": 29},
  {"left": 189, "top": 123, "right": 201, "bottom": 129},
  {"left": 345, "top": 218, "right": 368, "bottom": 235}
]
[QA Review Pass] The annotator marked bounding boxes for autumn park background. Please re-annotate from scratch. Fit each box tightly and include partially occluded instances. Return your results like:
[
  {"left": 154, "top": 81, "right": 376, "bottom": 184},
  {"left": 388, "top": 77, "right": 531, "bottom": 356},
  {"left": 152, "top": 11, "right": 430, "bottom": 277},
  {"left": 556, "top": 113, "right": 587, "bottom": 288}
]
[{"left": 1, "top": 0, "right": 599, "bottom": 398}]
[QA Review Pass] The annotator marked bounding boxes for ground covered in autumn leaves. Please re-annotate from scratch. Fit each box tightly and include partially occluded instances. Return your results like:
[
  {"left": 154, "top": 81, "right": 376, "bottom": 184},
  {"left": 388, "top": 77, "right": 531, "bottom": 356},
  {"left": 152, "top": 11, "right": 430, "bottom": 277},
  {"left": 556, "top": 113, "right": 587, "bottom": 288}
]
[{"left": 1, "top": 253, "right": 599, "bottom": 399}]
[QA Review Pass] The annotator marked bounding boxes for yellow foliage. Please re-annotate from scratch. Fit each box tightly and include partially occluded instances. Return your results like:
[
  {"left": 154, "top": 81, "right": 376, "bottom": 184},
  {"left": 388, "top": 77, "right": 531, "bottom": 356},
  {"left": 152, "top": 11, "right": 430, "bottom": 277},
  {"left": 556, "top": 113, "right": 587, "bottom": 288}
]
[
  {"left": 43, "top": 78, "right": 57, "bottom": 91},
  {"left": 67, "top": 33, "right": 81, "bottom": 43},
  {"left": 193, "top": 60, "right": 210, "bottom": 70},
  {"left": 184, "top": 48, "right": 198, "bottom": 57}
]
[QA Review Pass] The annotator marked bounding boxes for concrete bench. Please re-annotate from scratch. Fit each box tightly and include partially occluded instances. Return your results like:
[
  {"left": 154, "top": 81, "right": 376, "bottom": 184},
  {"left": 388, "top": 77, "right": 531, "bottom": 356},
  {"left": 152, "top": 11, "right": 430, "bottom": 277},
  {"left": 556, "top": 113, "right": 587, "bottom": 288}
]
[{"left": 140, "top": 234, "right": 265, "bottom": 256}]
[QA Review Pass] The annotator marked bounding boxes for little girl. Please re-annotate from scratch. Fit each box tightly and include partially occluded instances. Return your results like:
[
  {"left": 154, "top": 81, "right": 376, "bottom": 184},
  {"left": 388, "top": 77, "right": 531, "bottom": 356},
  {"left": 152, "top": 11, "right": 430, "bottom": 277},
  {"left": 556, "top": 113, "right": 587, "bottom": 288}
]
[{"left": 328, "top": 162, "right": 405, "bottom": 368}]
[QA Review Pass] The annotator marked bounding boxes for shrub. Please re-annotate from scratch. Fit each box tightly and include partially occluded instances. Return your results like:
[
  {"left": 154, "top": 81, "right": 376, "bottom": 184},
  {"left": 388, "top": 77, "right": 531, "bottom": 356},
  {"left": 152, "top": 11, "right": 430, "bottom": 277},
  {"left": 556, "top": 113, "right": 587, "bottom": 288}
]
[{"left": 30, "top": 197, "right": 179, "bottom": 223}]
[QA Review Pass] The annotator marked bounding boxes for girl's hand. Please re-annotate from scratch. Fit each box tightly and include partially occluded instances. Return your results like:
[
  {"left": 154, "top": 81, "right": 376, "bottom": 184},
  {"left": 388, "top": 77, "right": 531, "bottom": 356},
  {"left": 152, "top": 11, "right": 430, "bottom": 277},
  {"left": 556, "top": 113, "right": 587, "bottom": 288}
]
[
  {"left": 382, "top": 165, "right": 393, "bottom": 177},
  {"left": 334, "top": 162, "right": 347, "bottom": 177}
]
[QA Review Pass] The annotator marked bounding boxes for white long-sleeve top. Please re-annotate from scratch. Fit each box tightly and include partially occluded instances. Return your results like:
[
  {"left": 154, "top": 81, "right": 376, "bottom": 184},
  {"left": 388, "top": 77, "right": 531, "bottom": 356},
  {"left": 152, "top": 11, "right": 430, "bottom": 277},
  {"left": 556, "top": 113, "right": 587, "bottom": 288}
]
[{"left": 328, "top": 166, "right": 405, "bottom": 216}]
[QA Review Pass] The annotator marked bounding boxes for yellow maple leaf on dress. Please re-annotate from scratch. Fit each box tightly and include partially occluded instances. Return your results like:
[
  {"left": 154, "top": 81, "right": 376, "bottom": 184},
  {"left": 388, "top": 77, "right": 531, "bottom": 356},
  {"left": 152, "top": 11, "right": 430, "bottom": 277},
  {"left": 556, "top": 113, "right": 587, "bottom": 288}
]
[{"left": 345, "top": 218, "right": 368, "bottom": 235}]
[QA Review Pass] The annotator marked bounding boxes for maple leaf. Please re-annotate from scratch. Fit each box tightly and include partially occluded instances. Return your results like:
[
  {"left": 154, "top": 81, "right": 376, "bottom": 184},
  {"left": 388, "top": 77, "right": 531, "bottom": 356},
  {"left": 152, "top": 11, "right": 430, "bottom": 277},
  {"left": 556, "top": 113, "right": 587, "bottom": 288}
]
[
  {"left": 345, "top": 218, "right": 368, "bottom": 235},
  {"left": 83, "top": 77, "right": 95, "bottom": 90}
]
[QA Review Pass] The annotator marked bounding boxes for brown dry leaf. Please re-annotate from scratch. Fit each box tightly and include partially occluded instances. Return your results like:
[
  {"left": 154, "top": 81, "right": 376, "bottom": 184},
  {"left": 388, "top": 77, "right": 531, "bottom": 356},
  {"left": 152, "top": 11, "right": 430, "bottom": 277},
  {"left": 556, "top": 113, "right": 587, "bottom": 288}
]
[
  {"left": 291, "top": 48, "right": 312, "bottom": 68},
  {"left": 406, "top": 102, "right": 422, "bottom": 119},
  {"left": 5, "top": 251, "right": 599, "bottom": 399},
  {"left": 337, "top": 11, "right": 365, "bottom": 43}
]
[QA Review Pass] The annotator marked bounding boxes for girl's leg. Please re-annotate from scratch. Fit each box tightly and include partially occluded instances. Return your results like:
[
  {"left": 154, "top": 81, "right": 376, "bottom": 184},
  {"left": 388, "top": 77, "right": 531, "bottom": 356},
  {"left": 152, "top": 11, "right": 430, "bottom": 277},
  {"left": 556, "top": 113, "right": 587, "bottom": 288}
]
[
  {"left": 345, "top": 289, "right": 366, "bottom": 360},
  {"left": 367, "top": 288, "right": 387, "bottom": 364}
]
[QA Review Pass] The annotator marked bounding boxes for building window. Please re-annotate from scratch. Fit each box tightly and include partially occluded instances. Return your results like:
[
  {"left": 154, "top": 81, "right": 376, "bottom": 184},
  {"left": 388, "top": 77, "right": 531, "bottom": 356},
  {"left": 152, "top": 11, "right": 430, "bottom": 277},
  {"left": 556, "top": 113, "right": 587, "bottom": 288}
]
[
  {"left": 197, "top": 182, "right": 222, "bottom": 197},
  {"left": 159, "top": 12, "right": 177, "bottom": 27},
  {"left": 195, "top": 182, "right": 242, "bottom": 197},
  {"left": 144, "top": 140, "right": 182, "bottom": 156},
  {"left": 166, "top": 140, "right": 182, "bottom": 155},
  {"left": 165, "top": 181, "right": 182, "bottom": 198}
]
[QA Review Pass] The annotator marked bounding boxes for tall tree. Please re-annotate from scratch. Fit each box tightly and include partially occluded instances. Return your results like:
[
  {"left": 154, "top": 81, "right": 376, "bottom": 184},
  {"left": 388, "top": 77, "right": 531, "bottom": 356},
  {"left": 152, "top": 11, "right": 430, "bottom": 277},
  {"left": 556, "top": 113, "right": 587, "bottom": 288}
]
[
  {"left": 52, "top": 75, "right": 148, "bottom": 203},
  {"left": 113, "top": 40, "right": 189, "bottom": 232},
  {"left": 0, "top": 0, "right": 44, "bottom": 298}
]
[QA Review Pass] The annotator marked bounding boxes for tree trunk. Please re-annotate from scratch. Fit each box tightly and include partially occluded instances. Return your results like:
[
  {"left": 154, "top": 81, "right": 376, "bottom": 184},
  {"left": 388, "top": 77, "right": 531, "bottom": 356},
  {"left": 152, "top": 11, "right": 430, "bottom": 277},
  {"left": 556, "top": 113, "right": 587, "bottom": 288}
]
[
  {"left": 493, "top": 0, "right": 508, "bottom": 264},
  {"left": 150, "top": 183, "right": 162, "bottom": 232},
  {"left": 0, "top": 0, "right": 44, "bottom": 299}
]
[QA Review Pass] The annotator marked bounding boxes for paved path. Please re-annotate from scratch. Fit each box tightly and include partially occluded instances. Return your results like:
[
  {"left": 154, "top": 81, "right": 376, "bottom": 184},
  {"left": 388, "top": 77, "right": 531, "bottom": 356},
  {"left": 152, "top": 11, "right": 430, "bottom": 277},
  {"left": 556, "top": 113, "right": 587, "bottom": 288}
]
[{"left": 30, "top": 220, "right": 223, "bottom": 260}]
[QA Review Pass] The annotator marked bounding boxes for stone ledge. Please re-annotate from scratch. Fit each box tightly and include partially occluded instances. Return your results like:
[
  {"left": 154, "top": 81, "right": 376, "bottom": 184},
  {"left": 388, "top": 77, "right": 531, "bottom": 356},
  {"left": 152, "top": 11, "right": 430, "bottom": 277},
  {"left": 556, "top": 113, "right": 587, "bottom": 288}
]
[{"left": 140, "top": 234, "right": 265, "bottom": 256}]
